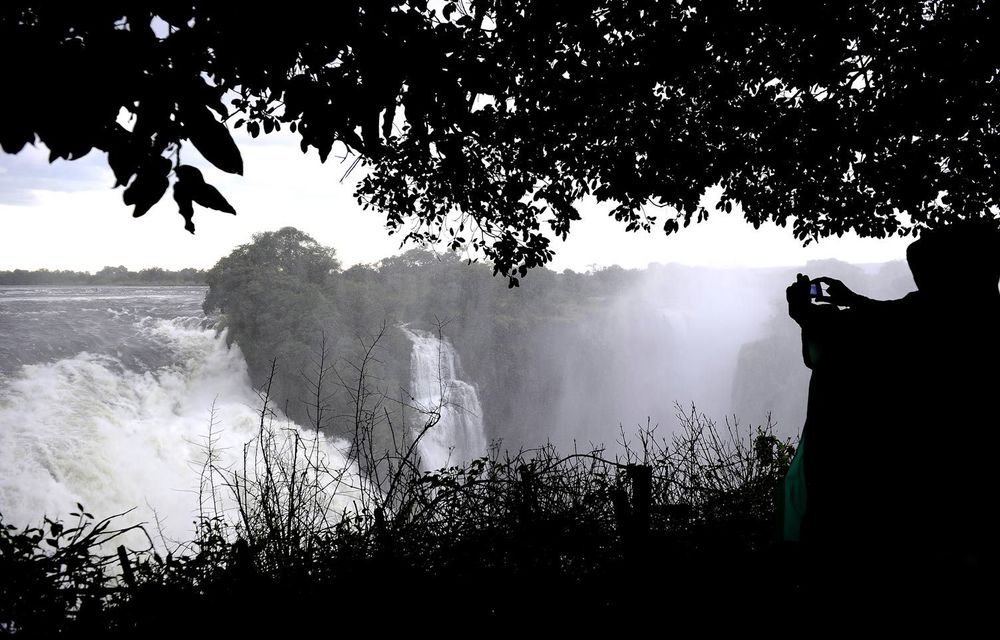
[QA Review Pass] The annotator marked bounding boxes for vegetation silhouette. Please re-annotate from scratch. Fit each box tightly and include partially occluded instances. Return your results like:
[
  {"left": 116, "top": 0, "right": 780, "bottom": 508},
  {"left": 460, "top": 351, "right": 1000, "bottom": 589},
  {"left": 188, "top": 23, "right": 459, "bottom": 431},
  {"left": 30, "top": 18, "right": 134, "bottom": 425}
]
[
  {"left": 0, "top": 332, "right": 795, "bottom": 633},
  {"left": 4, "top": 2, "right": 1000, "bottom": 282},
  {"left": 5, "top": 1, "right": 1000, "bottom": 623},
  {"left": 786, "top": 219, "right": 1000, "bottom": 617}
]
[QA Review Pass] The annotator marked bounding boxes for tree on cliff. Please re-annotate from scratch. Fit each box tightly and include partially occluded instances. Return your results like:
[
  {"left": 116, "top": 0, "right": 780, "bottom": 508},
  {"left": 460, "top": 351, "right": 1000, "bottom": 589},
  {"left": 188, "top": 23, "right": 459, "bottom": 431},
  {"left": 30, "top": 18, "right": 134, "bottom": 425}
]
[
  {"left": 3, "top": 2, "right": 999, "bottom": 282},
  {"left": 203, "top": 226, "right": 340, "bottom": 361}
]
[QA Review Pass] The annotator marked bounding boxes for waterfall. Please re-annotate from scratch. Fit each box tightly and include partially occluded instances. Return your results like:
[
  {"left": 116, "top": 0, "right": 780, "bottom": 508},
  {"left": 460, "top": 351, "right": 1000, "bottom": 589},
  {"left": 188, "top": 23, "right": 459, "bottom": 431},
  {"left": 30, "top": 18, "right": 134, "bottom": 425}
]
[
  {"left": 401, "top": 327, "right": 487, "bottom": 471},
  {"left": 0, "top": 316, "right": 361, "bottom": 543}
]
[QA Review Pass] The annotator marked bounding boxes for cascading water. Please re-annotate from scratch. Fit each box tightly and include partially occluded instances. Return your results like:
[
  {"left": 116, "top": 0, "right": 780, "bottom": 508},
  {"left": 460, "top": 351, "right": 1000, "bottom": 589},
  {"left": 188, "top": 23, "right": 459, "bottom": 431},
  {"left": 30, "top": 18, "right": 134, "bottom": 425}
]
[
  {"left": 0, "top": 287, "right": 359, "bottom": 544},
  {"left": 401, "top": 327, "right": 486, "bottom": 471}
]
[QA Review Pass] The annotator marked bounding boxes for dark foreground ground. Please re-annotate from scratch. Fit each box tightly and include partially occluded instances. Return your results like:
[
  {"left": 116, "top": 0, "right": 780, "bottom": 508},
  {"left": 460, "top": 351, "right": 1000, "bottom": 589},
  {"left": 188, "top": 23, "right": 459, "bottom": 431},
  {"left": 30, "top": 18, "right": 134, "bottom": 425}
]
[{"left": 2, "top": 410, "right": 989, "bottom": 635}]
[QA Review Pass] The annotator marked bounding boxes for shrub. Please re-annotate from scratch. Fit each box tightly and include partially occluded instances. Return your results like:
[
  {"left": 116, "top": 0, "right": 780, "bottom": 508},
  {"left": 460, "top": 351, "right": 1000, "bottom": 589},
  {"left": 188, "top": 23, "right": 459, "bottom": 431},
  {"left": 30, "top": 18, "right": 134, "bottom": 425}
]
[{"left": 0, "top": 333, "right": 795, "bottom": 633}]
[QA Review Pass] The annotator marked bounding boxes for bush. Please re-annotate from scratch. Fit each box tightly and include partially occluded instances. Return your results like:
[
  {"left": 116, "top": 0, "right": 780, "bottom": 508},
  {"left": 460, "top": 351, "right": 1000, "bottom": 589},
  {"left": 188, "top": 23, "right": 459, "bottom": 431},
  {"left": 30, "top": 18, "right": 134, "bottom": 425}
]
[
  {"left": 0, "top": 333, "right": 796, "bottom": 634},
  {"left": 0, "top": 508, "right": 145, "bottom": 635}
]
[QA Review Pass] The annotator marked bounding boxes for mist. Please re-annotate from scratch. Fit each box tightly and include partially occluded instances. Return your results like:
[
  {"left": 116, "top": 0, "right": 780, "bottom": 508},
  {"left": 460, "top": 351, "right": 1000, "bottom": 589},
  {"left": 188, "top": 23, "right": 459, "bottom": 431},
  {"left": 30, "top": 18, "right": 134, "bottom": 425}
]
[
  {"left": 0, "top": 245, "right": 919, "bottom": 538},
  {"left": 458, "top": 259, "right": 916, "bottom": 450}
]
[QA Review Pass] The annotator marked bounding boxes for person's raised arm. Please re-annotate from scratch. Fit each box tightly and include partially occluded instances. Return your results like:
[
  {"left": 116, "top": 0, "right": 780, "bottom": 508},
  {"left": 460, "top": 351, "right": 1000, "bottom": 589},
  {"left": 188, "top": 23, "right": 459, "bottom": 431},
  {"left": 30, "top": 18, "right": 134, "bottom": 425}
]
[
  {"left": 787, "top": 274, "right": 854, "bottom": 368},
  {"left": 787, "top": 273, "right": 812, "bottom": 327},
  {"left": 788, "top": 274, "right": 821, "bottom": 368},
  {"left": 812, "top": 277, "right": 879, "bottom": 310}
]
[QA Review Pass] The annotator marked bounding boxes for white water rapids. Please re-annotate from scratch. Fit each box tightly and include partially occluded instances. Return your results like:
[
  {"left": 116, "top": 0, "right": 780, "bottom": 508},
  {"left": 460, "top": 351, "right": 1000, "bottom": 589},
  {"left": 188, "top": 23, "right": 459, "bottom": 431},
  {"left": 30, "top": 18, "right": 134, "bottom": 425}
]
[{"left": 0, "top": 309, "right": 359, "bottom": 543}]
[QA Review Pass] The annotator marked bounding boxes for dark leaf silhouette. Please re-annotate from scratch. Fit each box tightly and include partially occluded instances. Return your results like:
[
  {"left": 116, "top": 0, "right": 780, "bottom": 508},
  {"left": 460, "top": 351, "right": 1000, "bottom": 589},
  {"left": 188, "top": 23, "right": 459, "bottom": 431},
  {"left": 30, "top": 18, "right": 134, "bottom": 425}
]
[
  {"left": 192, "top": 183, "right": 236, "bottom": 214},
  {"left": 175, "top": 165, "right": 237, "bottom": 215},
  {"left": 0, "top": 124, "right": 34, "bottom": 154},
  {"left": 181, "top": 103, "right": 243, "bottom": 176},
  {"left": 173, "top": 182, "right": 196, "bottom": 234},
  {"left": 123, "top": 157, "right": 171, "bottom": 218},
  {"left": 2, "top": 2, "right": 1000, "bottom": 282},
  {"left": 106, "top": 126, "right": 140, "bottom": 188}
]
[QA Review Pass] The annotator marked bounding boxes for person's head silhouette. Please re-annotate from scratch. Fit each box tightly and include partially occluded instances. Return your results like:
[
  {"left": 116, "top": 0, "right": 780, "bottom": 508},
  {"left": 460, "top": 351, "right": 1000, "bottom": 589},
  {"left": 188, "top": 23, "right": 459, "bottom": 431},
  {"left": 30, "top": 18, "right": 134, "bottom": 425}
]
[{"left": 906, "top": 219, "right": 1000, "bottom": 299}]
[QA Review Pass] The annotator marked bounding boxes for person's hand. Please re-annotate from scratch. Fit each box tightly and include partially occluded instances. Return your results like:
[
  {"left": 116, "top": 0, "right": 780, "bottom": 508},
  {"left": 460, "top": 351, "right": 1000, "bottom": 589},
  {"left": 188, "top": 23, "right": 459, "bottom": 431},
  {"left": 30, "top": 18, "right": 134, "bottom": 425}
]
[
  {"left": 786, "top": 273, "right": 811, "bottom": 322},
  {"left": 812, "top": 277, "right": 860, "bottom": 307}
]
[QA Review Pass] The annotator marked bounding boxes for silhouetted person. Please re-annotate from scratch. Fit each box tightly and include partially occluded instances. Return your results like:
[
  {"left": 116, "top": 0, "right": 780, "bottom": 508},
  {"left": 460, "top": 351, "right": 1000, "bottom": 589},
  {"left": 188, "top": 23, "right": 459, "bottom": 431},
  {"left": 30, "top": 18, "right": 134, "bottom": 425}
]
[
  {"left": 786, "top": 219, "right": 1000, "bottom": 617},
  {"left": 786, "top": 271, "right": 906, "bottom": 607},
  {"left": 898, "top": 222, "right": 1000, "bottom": 608}
]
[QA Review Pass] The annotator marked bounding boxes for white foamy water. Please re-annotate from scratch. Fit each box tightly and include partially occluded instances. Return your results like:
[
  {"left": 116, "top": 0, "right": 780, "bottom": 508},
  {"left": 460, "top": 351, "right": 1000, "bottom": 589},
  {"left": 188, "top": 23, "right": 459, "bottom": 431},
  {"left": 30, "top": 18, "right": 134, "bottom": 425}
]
[
  {"left": 402, "top": 327, "right": 487, "bottom": 471},
  {"left": 0, "top": 313, "right": 360, "bottom": 544}
]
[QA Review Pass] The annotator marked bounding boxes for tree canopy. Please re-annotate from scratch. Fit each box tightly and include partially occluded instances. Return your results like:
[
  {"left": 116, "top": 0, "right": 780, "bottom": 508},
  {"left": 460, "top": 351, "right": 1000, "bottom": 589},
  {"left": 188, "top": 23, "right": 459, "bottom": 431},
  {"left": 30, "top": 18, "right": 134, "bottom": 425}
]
[{"left": 3, "top": 2, "right": 999, "bottom": 282}]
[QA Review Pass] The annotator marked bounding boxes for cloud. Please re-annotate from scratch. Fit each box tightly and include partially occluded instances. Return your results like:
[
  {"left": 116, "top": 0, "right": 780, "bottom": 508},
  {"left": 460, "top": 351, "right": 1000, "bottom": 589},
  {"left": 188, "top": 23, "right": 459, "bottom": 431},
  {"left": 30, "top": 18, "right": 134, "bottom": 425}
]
[
  {"left": 0, "top": 133, "right": 401, "bottom": 273},
  {"left": 0, "top": 144, "right": 113, "bottom": 205}
]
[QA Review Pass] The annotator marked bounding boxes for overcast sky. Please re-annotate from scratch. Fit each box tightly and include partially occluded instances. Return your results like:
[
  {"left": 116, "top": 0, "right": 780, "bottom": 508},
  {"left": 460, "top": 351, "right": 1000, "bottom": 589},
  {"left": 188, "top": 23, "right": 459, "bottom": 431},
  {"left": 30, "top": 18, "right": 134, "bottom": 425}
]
[{"left": 0, "top": 130, "right": 914, "bottom": 274}]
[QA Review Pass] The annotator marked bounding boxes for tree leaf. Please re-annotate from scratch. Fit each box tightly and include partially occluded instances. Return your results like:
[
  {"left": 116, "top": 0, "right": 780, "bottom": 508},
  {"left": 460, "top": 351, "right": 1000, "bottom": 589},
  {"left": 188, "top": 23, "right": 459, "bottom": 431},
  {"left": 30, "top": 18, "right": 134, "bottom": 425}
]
[
  {"left": 173, "top": 182, "right": 196, "bottom": 233},
  {"left": 0, "top": 124, "right": 35, "bottom": 154},
  {"left": 175, "top": 164, "right": 237, "bottom": 215},
  {"left": 173, "top": 164, "right": 205, "bottom": 185},
  {"left": 181, "top": 103, "right": 243, "bottom": 175},
  {"left": 193, "top": 182, "right": 236, "bottom": 214},
  {"left": 123, "top": 157, "right": 171, "bottom": 218},
  {"left": 107, "top": 140, "right": 140, "bottom": 188}
]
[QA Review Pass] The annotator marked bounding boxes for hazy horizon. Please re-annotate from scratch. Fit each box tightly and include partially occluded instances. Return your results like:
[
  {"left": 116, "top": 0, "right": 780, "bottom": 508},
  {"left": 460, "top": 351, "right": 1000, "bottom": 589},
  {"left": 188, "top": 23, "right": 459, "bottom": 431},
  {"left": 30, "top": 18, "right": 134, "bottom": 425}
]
[{"left": 0, "top": 229, "right": 912, "bottom": 277}]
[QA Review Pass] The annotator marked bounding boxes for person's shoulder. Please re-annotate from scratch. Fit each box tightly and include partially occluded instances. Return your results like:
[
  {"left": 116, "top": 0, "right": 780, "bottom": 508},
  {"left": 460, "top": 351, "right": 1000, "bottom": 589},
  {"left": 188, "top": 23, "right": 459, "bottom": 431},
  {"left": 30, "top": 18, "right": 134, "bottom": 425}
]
[{"left": 875, "top": 291, "right": 922, "bottom": 307}]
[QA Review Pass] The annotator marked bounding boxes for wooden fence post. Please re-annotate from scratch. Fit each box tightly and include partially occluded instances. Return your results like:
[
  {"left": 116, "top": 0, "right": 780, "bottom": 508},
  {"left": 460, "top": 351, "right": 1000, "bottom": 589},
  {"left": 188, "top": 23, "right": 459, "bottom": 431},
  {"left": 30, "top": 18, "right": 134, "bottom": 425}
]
[
  {"left": 117, "top": 545, "right": 136, "bottom": 589},
  {"left": 628, "top": 464, "right": 652, "bottom": 537}
]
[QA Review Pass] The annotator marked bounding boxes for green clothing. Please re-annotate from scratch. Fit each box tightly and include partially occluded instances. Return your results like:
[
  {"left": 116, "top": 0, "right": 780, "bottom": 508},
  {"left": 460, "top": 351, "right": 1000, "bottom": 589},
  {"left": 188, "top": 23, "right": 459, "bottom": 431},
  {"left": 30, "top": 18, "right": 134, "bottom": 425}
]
[{"left": 782, "top": 436, "right": 807, "bottom": 542}]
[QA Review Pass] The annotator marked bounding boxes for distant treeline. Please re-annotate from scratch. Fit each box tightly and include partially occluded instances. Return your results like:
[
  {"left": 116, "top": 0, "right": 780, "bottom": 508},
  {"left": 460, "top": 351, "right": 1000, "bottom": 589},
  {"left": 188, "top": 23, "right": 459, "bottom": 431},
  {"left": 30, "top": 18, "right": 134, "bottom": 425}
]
[
  {"left": 203, "top": 227, "right": 914, "bottom": 450},
  {"left": 0, "top": 266, "right": 206, "bottom": 285}
]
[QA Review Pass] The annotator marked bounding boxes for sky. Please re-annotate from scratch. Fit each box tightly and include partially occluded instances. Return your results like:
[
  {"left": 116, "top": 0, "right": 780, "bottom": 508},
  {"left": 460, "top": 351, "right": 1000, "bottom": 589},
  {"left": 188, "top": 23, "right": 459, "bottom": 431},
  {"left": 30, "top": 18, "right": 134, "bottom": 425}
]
[{"left": 0, "top": 130, "right": 915, "bottom": 274}]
